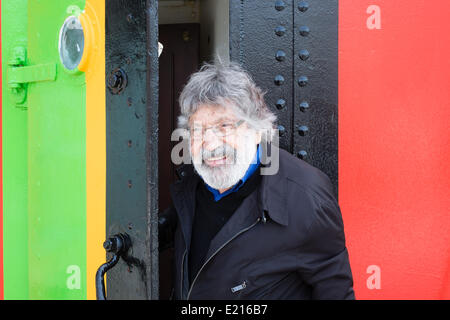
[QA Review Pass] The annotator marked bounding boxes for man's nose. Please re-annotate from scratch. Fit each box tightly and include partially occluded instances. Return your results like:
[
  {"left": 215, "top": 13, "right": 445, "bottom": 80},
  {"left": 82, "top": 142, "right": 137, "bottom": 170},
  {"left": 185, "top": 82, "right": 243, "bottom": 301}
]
[{"left": 202, "top": 128, "right": 223, "bottom": 151}]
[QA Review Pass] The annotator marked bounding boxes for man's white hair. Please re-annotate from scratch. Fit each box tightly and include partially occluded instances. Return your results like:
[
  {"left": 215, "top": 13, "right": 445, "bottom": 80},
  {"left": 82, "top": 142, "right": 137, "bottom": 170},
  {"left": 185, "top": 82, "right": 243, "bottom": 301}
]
[{"left": 178, "top": 61, "right": 277, "bottom": 140}]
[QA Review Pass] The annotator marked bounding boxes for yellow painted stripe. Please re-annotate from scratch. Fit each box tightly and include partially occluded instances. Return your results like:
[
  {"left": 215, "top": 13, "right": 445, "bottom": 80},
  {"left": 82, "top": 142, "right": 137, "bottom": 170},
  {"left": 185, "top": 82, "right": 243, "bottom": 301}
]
[{"left": 79, "top": 0, "right": 106, "bottom": 300}]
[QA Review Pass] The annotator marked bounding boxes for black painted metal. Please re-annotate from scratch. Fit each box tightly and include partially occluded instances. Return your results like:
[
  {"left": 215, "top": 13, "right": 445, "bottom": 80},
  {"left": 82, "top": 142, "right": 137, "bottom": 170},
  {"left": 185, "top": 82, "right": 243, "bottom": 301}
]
[
  {"left": 230, "top": 0, "right": 294, "bottom": 152},
  {"left": 105, "top": 0, "right": 159, "bottom": 299},
  {"left": 230, "top": 0, "right": 338, "bottom": 196},
  {"left": 95, "top": 233, "right": 132, "bottom": 300},
  {"left": 145, "top": 0, "right": 160, "bottom": 300},
  {"left": 96, "top": 254, "right": 119, "bottom": 300},
  {"left": 293, "top": 0, "right": 339, "bottom": 195},
  {"left": 107, "top": 68, "right": 128, "bottom": 95}
]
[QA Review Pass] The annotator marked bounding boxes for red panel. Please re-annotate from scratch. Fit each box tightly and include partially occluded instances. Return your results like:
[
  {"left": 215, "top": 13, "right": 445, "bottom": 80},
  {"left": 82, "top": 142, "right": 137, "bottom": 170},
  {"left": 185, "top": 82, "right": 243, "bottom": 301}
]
[{"left": 339, "top": 0, "right": 450, "bottom": 299}]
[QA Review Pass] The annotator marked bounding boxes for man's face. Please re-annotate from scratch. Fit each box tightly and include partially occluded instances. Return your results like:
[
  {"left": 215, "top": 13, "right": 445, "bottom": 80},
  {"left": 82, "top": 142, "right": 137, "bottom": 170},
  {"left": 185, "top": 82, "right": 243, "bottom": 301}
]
[{"left": 188, "top": 103, "right": 261, "bottom": 190}]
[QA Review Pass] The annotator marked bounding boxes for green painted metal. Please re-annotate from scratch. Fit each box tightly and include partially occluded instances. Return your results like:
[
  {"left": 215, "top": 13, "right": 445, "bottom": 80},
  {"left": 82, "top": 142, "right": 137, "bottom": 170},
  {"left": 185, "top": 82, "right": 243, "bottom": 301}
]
[
  {"left": 7, "top": 45, "right": 56, "bottom": 107},
  {"left": 1, "top": 0, "right": 29, "bottom": 299},
  {"left": 27, "top": 0, "right": 86, "bottom": 299},
  {"left": 6, "top": 45, "right": 28, "bottom": 106},
  {"left": 8, "top": 62, "right": 56, "bottom": 86}
]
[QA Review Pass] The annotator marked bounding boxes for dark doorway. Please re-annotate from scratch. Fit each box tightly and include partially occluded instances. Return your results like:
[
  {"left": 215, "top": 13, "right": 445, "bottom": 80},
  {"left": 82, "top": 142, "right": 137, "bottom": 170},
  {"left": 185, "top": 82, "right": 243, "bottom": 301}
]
[
  {"left": 158, "top": 23, "right": 200, "bottom": 299},
  {"left": 158, "top": 23, "right": 200, "bottom": 211},
  {"left": 157, "top": 0, "right": 230, "bottom": 300}
]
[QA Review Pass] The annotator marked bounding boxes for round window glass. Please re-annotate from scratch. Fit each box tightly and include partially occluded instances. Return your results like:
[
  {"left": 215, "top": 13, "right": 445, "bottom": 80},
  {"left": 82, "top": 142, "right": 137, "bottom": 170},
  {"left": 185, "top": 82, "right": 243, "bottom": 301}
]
[{"left": 58, "top": 16, "right": 85, "bottom": 70}]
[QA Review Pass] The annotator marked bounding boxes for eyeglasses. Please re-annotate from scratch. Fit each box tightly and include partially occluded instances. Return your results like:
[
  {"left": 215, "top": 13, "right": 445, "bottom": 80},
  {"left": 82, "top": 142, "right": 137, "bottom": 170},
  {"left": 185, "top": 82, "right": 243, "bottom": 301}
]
[{"left": 189, "top": 119, "right": 245, "bottom": 139}]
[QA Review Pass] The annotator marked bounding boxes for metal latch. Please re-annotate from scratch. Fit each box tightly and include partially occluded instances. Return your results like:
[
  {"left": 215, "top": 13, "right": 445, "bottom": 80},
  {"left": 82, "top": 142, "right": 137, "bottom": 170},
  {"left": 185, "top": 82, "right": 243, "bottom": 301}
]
[
  {"left": 95, "top": 233, "right": 131, "bottom": 300},
  {"left": 7, "top": 46, "right": 56, "bottom": 108}
]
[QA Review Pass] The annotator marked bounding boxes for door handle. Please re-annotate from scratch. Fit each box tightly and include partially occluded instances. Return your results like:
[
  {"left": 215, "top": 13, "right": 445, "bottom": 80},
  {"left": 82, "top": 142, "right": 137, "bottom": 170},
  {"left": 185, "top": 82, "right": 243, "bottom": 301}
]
[{"left": 95, "top": 233, "right": 131, "bottom": 300}]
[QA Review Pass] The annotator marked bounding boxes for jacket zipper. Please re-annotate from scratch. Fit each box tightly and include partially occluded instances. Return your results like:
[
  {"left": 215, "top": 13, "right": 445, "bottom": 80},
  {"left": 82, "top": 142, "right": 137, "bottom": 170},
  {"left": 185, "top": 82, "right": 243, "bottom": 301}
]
[
  {"left": 185, "top": 217, "right": 261, "bottom": 300},
  {"left": 180, "top": 249, "right": 187, "bottom": 299}
]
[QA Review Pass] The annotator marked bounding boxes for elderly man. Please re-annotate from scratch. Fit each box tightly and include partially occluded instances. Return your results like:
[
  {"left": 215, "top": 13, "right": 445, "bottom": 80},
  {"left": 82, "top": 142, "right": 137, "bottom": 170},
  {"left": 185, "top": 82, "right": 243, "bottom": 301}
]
[{"left": 161, "top": 62, "right": 354, "bottom": 300}]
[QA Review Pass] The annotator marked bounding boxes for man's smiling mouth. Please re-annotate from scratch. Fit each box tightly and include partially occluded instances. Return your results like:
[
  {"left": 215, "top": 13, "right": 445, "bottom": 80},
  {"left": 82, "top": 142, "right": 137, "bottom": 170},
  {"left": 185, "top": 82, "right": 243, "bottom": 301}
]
[{"left": 204, "top": 155, "right": 227, "bottom": 167}]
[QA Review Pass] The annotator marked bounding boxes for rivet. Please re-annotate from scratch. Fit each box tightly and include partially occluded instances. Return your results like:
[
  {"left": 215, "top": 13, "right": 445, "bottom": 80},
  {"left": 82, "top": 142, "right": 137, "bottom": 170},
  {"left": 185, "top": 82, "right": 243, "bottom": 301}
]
[
  {"left": 299, "top": 26, "right": 310, "bottom": 36},
  {"left": 128, "top": 140, "right": 132, "bottom": 147},
  {"left": 297, "top": 150, "right": 307, "bottom": 159},
  {"left": 128, "top": 180, "right": 132, "bottom": 188},
  {"left": 127, "top": 97, "right": 133, "bottom": 106},
  {"left": 275, "top": 0, "right": 286, "bottom": 11},
  {"left": 103, "top": 240, "right": 113, "bottom": 251},
  {"left": 274, "top": 75, "right": 285, "bottom": 86},
  {"left": 275, "top": 50, "right": 286, "bottom": 62},
  {"left": 298, "top": 125, "right": 309, "bottom": 136},
  {"left": 275, "top": 26, "right": 286, "bottom": 36},
  {"left": 297, "top": 76, "right": 308, "bottom": 87},
  {"left": 298, "top": 1, "right": 309, "bottom": 12},
  {"left": 277, "top": 125, "right": 286, "bottom": 136},
  {"left": 275, "top": 99, "right": 286, "bottom": 110},
  {"left": 299, "top": 49, "right": 310, "bottom": 61},
  {"left": 299, "top": 101, "right": 310, "bottom": 112},
  {"left": 107, "top": 68, "right": 128, "bottom": 95}
]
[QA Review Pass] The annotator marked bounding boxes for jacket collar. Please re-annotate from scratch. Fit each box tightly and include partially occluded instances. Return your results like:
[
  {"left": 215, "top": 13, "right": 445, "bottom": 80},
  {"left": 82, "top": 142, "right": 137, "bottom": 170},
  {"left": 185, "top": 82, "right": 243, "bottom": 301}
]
[
  {"left": 171, "top": 155, "right": 290, "bottom": 230},
  {"left": 170, "top": 165, "right": 200, "bottom": 248}
]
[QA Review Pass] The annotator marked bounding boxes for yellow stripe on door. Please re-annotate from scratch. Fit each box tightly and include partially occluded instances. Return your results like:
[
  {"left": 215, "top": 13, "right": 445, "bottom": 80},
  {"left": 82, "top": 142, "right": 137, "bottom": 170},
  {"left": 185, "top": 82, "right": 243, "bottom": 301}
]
[{"left": 79, "top": 0, "right": 106, "bottom": 300}]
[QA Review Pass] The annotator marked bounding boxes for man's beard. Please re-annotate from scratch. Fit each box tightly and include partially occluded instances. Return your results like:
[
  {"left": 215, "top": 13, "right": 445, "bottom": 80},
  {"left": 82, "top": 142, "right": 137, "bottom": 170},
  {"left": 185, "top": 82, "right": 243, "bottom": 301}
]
[{"left": 190, "top": 138, "right": 258, "bottom": 190}]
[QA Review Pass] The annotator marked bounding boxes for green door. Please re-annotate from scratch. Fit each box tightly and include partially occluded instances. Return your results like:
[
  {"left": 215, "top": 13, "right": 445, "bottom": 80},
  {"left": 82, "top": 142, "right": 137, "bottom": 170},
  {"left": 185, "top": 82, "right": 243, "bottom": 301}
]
[
  {"left": 2, "top": 0, "right": 29, "bottom": 299},
  {"left": 26, "top": 0, "right": 87, "bottom": 299}
]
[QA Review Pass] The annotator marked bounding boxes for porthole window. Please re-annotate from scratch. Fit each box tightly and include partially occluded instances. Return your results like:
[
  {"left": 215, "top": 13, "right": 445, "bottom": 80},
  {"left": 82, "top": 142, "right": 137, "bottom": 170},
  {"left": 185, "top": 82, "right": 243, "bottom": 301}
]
[{"left": 58, "top": 16, "right": 84, "bottom": 70}]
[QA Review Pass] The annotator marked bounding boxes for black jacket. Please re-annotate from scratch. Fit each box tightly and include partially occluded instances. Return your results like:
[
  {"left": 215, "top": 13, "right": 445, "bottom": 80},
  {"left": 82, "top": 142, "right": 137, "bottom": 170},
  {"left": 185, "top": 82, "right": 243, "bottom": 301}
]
[{"left": 167, "top": 148, "right": 355, "bottom": 300}]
